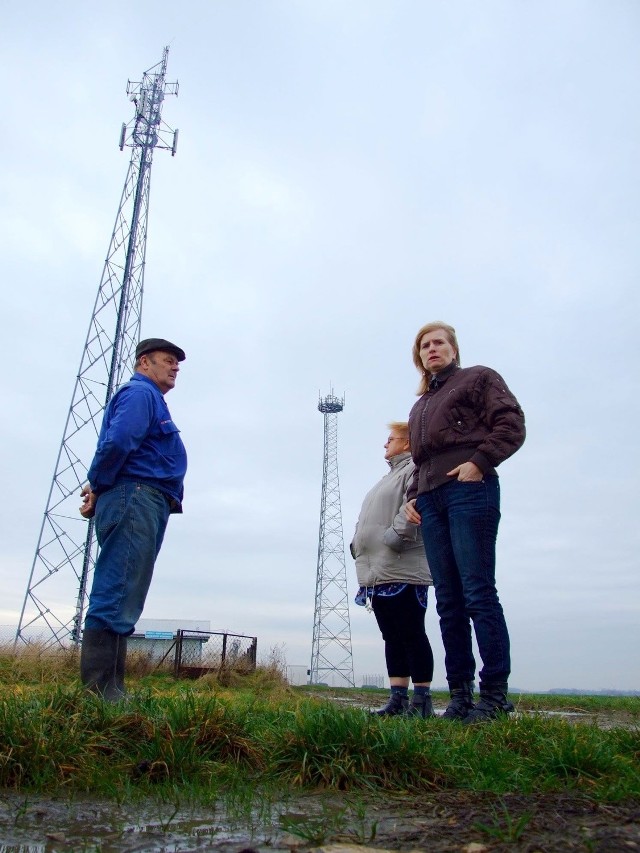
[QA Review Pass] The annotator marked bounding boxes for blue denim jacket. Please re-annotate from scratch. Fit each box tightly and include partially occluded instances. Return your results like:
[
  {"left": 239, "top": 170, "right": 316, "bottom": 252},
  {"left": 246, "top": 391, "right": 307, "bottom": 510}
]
[{"left": 87, "top": 373, "right": 187, "bottom": 508}]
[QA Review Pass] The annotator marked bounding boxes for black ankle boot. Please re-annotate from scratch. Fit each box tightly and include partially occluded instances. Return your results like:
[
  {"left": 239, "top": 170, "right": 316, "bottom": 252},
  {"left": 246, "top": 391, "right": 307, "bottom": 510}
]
[
  {"left": 442, "top": 681, "right": 475, "bottom": 720},
  {"left": 80, "top": 628, "right": 127, "bottom": 703},
  {"left": 371, "top": 691, "right": 409, "bottom": 717},
  {"left": 462, "top": 681, "right": 514, "bottom": 724},
  {"left": 407, "top": 691, "right": 435, "bottom": 718}
]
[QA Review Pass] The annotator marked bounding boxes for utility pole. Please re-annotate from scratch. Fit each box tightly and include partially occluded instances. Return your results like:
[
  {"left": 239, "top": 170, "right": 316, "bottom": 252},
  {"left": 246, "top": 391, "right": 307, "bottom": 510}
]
[
  {"left": 16, "top": 48, "right": 179, "bottom": 649},
  {"left": 310, "top": 391, "right": 355, "bottom": 687}
]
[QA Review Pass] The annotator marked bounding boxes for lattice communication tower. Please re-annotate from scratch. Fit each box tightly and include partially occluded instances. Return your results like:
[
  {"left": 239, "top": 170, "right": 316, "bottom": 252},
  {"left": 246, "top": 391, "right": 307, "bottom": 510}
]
[
  {"left": 16, "top": 48, "right": 179, "bottom": 649},
  {"left": 309, "top": 391, "right": 355, "bottom": 686}
]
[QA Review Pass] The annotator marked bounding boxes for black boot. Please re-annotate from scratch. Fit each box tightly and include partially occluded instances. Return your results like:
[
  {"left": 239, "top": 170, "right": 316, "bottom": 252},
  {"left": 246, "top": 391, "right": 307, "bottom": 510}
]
[
  {"left": 406, "top": 691, "right": 435, "bottom": 718},
  {"left": 115, "top": 635, "right": 128, "bottom": 697},
  {"left": 80, "top": 628, "right": 127, "bottom": 703},
  {"left": 442, "top": 681, "right": 475, "bottom": 720},
  {"left": 371, "top": 691, "right": 409, "bottom": 717},
  {"left": 462, "top": 681, "right": 514, "bottom": 724}
]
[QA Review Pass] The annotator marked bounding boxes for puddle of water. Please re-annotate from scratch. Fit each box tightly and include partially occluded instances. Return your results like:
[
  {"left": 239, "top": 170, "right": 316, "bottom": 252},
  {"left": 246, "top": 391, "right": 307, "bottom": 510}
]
[
  {"left": 0, "top": 794, "right": 291, "bottom": 852},
  {"left": 0, "top": 790, "right": 379, "bottom": 852},
  {"left": 534, "top": 710, "right": 587, "bottom": 717}
]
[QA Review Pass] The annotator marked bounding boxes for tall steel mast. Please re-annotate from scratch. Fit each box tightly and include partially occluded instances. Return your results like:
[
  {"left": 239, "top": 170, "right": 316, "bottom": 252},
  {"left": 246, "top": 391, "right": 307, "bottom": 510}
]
[
  {"left": 16, "top": 48, "right": 179, "bottom": 648},
  {"left": 310, "top": 391, "right": 355, "bottom": 686}
]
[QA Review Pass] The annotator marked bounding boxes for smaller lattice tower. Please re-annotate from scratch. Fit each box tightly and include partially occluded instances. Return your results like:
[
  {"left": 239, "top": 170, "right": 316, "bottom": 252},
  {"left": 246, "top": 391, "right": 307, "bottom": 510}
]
[{"left": 309, "top": 390, "right": 355, "bottom": 686}]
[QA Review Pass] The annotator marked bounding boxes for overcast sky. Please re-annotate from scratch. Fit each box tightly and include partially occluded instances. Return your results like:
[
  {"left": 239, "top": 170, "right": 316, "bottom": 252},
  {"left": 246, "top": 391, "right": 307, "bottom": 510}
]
[{"left": 2, "top": 1, "right": 639, "bottom": 693}]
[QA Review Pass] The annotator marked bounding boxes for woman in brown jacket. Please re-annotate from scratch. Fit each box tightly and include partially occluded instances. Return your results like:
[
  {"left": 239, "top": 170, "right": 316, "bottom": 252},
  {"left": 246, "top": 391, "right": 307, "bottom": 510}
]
[{"left": 405, "top": 321, "right": 525, "bottom": 723}]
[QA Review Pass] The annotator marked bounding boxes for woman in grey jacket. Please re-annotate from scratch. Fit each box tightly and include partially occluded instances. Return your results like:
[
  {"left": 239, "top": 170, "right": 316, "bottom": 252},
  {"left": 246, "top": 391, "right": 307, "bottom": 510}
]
[{"left": 351, "top": 422, "right": 434, "bottom": 717}]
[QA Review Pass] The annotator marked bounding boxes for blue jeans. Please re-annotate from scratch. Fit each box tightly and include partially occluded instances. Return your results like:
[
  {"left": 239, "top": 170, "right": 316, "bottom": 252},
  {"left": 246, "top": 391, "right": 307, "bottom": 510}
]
[
  {"left": 416, "top": 476, "right": 510, "bottom": 684},
  {"left": 84, "top": 483, "right": 170, "bottom": 635}
]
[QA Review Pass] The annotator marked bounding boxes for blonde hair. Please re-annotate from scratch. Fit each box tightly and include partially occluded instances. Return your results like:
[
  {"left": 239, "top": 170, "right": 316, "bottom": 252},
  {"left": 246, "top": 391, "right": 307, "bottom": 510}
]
[
  {"left": 387, "top": 421, "right": 409, "bottom": 440},
  {"left": 412, "top": 322, "right": 460, "bottom": 396}
]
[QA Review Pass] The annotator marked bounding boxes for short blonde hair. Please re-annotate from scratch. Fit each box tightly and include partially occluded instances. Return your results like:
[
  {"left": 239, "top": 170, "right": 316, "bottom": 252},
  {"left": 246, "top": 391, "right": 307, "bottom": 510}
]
[
  {"left": 412, "top": 322, "right": 460, "bottom": 396},
  {"left": 387, "top": 421, "right": 409, "bottom": 440}
]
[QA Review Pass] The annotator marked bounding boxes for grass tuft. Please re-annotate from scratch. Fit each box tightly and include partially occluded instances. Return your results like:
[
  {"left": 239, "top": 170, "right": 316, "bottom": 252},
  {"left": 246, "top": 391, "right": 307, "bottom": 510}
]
[{"left": 0, "top": 645, "right": 637, "bottom": 805}]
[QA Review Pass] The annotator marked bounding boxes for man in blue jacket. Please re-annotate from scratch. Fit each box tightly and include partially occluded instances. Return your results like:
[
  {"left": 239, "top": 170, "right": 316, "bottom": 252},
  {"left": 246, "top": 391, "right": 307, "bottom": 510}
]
[{"left": 79, "top": 338, "right": 188, "bottom": 700}]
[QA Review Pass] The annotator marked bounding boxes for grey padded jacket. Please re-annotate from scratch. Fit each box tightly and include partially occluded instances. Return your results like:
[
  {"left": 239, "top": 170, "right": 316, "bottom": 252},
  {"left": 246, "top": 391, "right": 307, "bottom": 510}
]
[{"left": 350, "top": 452, "right": 432, "bottom": 587}]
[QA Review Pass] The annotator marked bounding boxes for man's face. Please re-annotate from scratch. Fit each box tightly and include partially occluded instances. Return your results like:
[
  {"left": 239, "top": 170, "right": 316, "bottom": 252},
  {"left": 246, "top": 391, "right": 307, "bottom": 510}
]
[
  {"left": 140, "top": 351, "right": 180, "bottom": 394},
  {"left": 384, "top": 430, "right": 409, "bottom": 460}
]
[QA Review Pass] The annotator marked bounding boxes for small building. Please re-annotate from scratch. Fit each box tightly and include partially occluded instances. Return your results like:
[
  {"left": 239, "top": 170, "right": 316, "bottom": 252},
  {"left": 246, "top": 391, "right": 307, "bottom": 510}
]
[
  {"left": 128, "top": 618, "right": 211, "bottom": 665},
  {"left": 286, "top": 664, "right": 310, "bottom": 686}
]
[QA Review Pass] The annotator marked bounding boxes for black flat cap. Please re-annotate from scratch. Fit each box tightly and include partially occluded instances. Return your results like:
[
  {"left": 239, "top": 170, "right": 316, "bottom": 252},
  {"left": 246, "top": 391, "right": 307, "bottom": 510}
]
[{"left": 136, "top": 338, "right": 186, "bottom": 362}]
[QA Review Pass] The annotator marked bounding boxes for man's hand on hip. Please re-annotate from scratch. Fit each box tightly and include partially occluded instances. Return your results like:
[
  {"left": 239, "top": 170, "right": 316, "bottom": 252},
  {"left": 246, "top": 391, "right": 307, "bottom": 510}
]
[{"left": 79, "top": 484, "right": 97, "bottom": 519}]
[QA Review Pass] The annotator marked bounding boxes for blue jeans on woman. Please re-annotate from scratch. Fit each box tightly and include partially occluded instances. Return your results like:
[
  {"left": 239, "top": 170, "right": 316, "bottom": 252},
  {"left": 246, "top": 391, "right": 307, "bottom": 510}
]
[
  {"left": 84, "top": 482, "right": 170, "bottom": 636},
  {"left": 416, "top": 476, "right": 510, "bottom": 685}
]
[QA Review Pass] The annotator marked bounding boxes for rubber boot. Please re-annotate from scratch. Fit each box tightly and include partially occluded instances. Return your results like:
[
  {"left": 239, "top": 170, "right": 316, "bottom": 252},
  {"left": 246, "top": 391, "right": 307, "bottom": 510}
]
[
  {"left": 371, "top": 691, "right": 409, "bottom": 717},
  {"left": 462, "top": 681, "right": 514, "bottom": 724},
  {"left": 406, "top": 690, "right": 435, "bottom": 718},
  {"left": 80, "top": 628, "right": 127, "bottom": 703},
  {"left": 442, "top": 681, "right": 475, "bottom": 720},
  {"left": 115, "top": 635, "right": 128, "bottom": 697}
]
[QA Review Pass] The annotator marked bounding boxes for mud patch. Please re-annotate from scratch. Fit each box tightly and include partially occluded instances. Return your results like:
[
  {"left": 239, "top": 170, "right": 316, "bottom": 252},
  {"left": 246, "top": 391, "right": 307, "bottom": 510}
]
[
  {"left": 1, "top": 791, "right": 639, "bottom": 852},
  {"left": 322, "top": 691, "right": 640, "bottom": 730}
]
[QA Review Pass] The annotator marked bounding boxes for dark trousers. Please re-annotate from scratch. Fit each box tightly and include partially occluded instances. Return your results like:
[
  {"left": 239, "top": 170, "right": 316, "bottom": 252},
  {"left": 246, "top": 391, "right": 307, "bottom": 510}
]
[
  {"left": 371, "top": 585, "right": 434, "bottom": 683},
  {"left": 416, "top": 476, "right": 510, "bottom": 684}
]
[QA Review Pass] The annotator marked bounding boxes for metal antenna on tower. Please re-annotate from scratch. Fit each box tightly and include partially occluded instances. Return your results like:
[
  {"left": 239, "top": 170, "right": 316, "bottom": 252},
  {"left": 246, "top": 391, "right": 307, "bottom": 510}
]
[
  {"left": 310, "top": 390, "right": 355, "bottom": 687},
  {"left": 16, "top": 48, "right": 179, "bottom": 649}
]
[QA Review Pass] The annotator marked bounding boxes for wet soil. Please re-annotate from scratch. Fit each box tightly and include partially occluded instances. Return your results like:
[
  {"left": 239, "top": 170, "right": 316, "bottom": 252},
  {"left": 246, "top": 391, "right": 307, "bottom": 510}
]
[
  {"left": 1, "top": 696, "right": 637, "bottom": 851},
  {"left": 323, "top": 690, "right": 640, "bottom": 731},
  {"left": 1, "top": 789, "right": 639, "bottom": 852}
]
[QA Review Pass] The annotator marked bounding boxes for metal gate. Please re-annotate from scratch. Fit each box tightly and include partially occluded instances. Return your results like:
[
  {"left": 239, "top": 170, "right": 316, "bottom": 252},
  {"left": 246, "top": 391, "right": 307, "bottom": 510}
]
[{"left": 173, "top": 629, "right": 257, "bottom": 678}]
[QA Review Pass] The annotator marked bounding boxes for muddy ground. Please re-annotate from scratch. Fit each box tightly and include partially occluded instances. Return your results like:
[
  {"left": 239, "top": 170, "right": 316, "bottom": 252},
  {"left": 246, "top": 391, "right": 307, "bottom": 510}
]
[
  {"left": 0, "top": 696, "right": 637, "bottom": 852},
  {"left": 324, "top": 689, "right": 640, "bottom": 731},
  {"left": 1, "top": 789, "right": 639, "bottom": 852}
]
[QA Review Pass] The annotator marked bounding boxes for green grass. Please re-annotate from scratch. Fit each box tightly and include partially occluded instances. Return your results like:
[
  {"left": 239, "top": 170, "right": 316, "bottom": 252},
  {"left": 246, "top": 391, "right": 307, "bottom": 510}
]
[{"left": 0, "top": 672, "right": 638, "bottom": 804}]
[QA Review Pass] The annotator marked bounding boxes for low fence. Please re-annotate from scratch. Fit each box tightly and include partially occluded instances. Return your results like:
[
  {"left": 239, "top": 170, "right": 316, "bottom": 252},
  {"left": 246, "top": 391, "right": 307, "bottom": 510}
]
[
  {"left": 171, "top": 629, "right": 257, "bottom": 678},
  {"left": 2, "top": 625, "right": 259, "bottom": 681}
]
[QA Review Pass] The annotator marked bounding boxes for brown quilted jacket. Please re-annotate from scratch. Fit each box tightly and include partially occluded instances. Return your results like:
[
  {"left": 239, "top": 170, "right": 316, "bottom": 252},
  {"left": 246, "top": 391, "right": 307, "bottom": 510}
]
[{"left": 407, "top": 363, "right": 525, "bottom": 499}]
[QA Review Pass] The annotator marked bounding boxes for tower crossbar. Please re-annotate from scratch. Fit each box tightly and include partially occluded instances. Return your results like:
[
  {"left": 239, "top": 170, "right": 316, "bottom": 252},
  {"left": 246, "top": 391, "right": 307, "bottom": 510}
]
[{"left": 16, "top": 48, "right": 179, "bottom": 649}]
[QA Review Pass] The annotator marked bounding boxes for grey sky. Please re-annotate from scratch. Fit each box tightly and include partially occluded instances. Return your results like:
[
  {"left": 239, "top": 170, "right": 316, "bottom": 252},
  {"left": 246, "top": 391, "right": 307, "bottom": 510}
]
[{"left": 2, "top": 1, "right": 639, "bottom": 692}]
